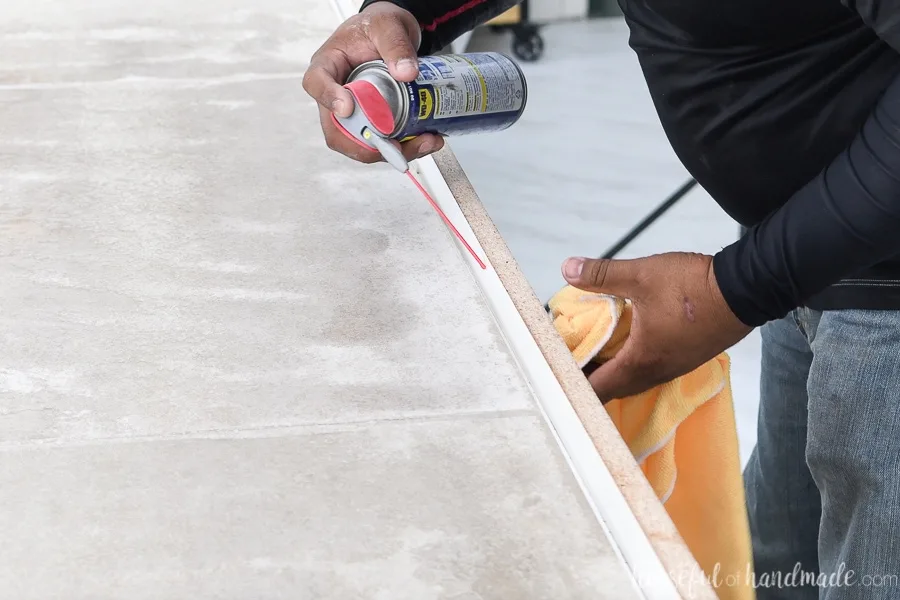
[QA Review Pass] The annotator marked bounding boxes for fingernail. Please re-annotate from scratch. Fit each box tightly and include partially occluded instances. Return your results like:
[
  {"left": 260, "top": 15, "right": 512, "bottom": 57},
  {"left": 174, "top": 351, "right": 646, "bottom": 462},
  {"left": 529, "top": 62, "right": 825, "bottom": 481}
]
[
  {"left": 396, "top": 58, "right": 416, "bottom": 75},
  {"left": 331, "top": 97, "right": 347, "bottom": 115},
  {"left": 418, "top": 139, "right": 434, "bottom": 154},
  {"left": 563, "top": 258, "right": 585, "bottom": 280}
]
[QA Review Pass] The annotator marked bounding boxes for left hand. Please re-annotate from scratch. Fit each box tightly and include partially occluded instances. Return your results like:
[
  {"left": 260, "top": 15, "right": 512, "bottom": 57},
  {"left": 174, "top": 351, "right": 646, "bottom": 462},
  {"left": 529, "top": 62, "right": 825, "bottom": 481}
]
[{"left": 561, "top": 252, "right": 753, "bottom": 402}]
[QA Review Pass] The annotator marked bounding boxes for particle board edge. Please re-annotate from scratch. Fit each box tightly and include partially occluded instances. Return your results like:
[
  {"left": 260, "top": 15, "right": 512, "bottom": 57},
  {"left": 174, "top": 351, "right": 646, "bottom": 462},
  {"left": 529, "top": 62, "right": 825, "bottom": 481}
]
[{"left": 425, "top": 147, "right": 717, "bottom": 600}]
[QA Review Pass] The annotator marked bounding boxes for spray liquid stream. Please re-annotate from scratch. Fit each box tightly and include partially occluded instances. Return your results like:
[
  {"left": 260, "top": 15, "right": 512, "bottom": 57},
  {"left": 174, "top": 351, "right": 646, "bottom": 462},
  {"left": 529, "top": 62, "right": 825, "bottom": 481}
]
[
  {"left": 405, "top": 170, "right": 487, "bottom": 270},
  {"left": 364, "top": 129, "right": 487, "bottom": 270}
]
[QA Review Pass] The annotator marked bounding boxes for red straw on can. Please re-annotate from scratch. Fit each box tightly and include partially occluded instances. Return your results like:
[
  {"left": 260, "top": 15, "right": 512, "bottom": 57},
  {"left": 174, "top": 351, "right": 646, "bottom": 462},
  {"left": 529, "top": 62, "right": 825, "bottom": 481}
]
[{"left": 405, "top": 170, "right": 487, "bottom": 270}]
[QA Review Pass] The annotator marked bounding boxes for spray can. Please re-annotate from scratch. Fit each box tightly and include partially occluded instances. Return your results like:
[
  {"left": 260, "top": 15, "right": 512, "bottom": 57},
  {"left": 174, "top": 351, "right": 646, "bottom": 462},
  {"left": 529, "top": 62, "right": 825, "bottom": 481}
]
[
  {"left": 348, "top": 52, "right": 527, "bottom": 140},
  {"left": 332, "top": 52, "right": 527, "bottom": 172}
]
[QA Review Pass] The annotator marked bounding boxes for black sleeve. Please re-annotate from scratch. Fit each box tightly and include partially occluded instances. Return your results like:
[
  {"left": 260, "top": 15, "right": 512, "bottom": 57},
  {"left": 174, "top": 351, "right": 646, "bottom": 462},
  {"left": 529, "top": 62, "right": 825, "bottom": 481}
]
[
  {"left": 360, "top": 0, "right": 522, "bottom": 54},
  {"left": 712, "top": 0, "right": 900, "bottom": 327}
]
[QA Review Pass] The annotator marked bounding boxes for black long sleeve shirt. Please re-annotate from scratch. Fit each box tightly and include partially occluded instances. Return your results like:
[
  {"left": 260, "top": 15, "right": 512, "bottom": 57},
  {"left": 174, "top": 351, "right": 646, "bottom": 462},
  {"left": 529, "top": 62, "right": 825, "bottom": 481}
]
[{"left": 362, "top": 0, "right": 900, "bottom": 327}]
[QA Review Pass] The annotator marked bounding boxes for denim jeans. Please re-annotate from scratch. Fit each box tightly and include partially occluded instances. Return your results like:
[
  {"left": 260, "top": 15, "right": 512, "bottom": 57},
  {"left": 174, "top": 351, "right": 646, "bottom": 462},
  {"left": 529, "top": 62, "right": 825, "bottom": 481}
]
[{"left": 744, "top": 308, "right": 900, "bottom": 599}]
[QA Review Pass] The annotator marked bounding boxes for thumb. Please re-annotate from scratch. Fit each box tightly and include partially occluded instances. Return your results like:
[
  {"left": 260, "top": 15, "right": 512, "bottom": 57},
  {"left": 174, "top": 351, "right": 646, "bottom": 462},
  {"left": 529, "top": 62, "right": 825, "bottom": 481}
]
[
  {"left": 367, "top": 10, "right": 421, "bottom": 81},
  {"left": 561, "top": 256, "right": 637, "bottom": 298}
]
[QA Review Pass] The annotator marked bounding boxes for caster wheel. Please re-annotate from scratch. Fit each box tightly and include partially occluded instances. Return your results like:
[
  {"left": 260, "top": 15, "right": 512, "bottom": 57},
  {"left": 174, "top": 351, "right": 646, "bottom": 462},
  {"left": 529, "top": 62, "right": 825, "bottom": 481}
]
[{"left": 512, "top": 28, "right": 544, "bottom": 61}]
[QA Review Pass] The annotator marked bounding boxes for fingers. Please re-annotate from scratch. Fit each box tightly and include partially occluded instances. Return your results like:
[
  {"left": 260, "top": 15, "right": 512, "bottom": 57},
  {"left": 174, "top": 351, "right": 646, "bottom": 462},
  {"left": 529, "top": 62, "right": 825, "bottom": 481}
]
[
  {"left": 317, "top": 105, "right": 382, "bottom": 163},
  {"left": 318, "top": 104, "right": 444, "bottom": 164},
  {"left": 586, "top": 338, "right": 666, "bottom": 402},
  {"left": 399, "top": 134, "right": 444, "bottom": 161},
  {"left": 303, "top": 49, "right": 355, "bottom": 118},
  {"left": 584, "top": 304, "right": 683, "bottom": 402},
  {"left": 586, "top": 336, "right": 636, "bottom": 403},
  {"left": 305, "top": 4, "right": 425, "bottom": 164},
  {"left": 368, "top": 20, "right": 419, "bottom": 81},
  {"left": 369, "top": 136, "right": 441, "bottom": 164},
  {"left": 364, "top": 4, "right": 422, "bottom": 81},
  {"left": 375, "top": 134, "right": 445, "bottom": 163},
  {"left": 303, "top": 3, "right": 420, "bottom": 116}
]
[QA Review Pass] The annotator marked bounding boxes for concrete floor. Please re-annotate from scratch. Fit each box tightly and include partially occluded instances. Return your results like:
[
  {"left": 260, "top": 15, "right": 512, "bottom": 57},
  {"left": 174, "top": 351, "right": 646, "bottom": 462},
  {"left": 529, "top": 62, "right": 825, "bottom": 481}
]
[
  {"left": 452, "top": 18, "right": 763, "bottom": 466},
  {"left": 0, "top": 2, "right": 646, "bottom": 597}
]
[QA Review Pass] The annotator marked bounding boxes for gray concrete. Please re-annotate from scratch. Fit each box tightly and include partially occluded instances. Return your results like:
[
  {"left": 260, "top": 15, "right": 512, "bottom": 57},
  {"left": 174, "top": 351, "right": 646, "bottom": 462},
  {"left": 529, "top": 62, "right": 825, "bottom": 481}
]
[{"left": 0, "top": 1, "right": 641, "bottom": 597}]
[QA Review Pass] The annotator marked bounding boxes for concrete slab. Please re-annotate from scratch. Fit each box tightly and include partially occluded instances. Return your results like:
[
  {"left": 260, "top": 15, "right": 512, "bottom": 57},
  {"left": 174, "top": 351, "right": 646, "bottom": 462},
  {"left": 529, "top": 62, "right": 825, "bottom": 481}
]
[
  {"left": 0, "top": 0, "right": 532, "bottom": 446},
  {"left": 0, "top": 417, "right": 636, "bottom": 599},
  {"left": 0, "top": 1, "right": 662, "bottom": 597}
]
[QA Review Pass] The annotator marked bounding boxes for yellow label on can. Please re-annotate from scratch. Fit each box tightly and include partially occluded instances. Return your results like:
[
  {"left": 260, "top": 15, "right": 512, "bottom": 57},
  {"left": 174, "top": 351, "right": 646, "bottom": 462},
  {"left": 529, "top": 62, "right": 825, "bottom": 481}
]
[{"left": 417, "top": 88, "right": 433, "bottom": 120}]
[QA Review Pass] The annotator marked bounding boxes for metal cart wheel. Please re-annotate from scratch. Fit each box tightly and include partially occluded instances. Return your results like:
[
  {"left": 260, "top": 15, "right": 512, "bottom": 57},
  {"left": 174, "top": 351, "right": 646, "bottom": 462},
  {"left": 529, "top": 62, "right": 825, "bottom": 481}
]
[{"left": 511, "top": 24, "right": 544, "bottom": 61}]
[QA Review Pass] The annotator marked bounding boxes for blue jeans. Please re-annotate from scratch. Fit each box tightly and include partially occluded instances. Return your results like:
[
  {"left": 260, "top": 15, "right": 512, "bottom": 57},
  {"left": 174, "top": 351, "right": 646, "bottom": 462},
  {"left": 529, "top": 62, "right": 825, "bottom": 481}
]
[{"left": 745, "top": 308, "right": 900, "bottom": 599}]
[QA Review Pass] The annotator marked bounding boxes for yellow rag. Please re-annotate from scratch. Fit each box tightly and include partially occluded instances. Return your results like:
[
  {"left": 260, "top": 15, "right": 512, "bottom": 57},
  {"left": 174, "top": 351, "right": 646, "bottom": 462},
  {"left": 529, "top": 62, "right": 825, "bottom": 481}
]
[{"left": 549, "top": 285, "right": 754, "bottom": 600}]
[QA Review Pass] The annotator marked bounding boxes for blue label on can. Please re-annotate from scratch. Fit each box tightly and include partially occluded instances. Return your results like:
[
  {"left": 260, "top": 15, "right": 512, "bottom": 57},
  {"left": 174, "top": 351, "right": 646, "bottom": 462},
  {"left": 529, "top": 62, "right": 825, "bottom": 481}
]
[{"left": 395, "top": 53, "right": 526, "bottom": 140}]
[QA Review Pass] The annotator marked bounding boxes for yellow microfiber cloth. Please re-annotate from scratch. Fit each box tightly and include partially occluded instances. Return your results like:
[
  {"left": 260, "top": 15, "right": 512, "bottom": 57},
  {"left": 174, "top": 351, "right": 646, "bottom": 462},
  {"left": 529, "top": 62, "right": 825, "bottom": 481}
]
[{"left": 549, "top": 285, "right": 755, "bottom": 600}]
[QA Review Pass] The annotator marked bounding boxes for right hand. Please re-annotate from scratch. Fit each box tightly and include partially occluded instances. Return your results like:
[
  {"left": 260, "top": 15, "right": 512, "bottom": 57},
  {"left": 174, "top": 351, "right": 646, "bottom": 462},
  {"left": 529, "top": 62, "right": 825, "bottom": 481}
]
[{"left": 303, "top": 2, "right": 445, "bottom": 164}]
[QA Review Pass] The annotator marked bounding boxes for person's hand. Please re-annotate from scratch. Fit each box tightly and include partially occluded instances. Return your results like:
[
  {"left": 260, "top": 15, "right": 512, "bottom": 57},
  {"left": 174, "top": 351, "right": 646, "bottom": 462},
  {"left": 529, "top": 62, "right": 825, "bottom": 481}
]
[
  {"left": 560, "top": 252, "right": 753, "bottom": 403},
  {"left": 302, "top": 2, "right": 444, "bottom": 164}
]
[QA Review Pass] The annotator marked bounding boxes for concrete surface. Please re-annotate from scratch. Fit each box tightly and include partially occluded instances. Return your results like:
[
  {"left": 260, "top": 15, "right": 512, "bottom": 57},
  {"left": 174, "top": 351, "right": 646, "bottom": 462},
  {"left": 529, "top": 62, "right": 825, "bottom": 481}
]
[
  {"left": 453, "top": 18, "right": 763, "bottom": 466},
  {"left": 0, "top": 1, "right": 645, "bottom": 598}
]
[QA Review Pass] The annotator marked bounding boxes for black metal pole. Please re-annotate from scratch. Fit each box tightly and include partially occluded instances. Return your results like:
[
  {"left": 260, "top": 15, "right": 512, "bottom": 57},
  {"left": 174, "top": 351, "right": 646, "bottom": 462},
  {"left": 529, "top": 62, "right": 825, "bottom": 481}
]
[
  {"left": 543, "top": 178, "right": 698, "bottom": 312},
  {"left": 600, "top": 178, "right": 697, "bottom": 259}
]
